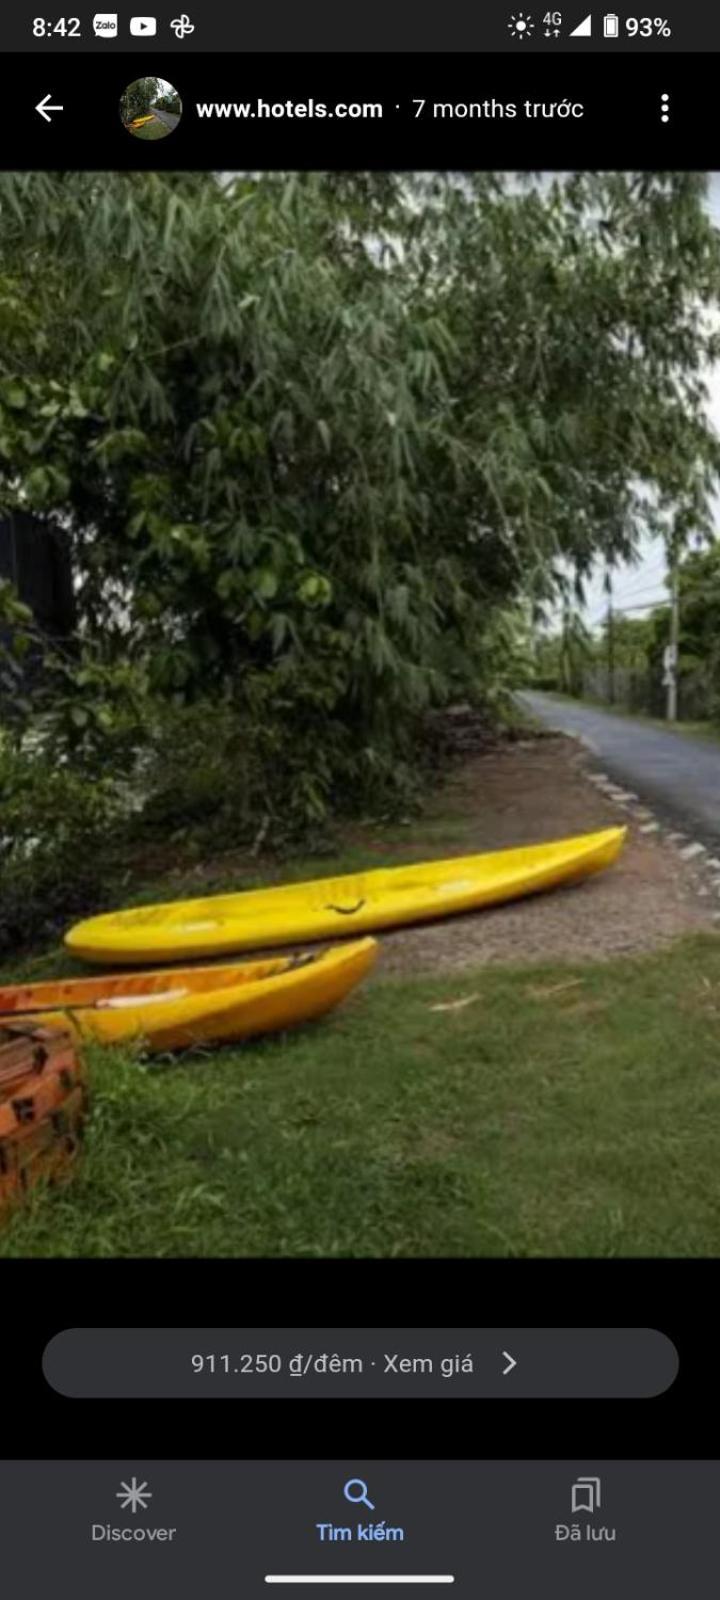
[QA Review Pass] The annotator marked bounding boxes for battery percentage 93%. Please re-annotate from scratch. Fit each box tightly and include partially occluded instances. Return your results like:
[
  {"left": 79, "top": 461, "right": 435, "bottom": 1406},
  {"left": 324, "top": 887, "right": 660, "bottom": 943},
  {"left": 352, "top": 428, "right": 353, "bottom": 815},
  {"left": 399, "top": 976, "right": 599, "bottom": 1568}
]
[{"left": 626, "top": 17, "right": 672, "bottom": 35}]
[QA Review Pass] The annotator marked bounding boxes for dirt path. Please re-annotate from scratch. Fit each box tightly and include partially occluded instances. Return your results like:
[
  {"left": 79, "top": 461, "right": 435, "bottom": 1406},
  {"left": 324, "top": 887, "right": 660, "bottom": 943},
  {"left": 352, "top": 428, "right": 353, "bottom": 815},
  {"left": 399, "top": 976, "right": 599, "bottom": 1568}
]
[{"left": 374, "top": 734, "right": 716, "bottom": 976}]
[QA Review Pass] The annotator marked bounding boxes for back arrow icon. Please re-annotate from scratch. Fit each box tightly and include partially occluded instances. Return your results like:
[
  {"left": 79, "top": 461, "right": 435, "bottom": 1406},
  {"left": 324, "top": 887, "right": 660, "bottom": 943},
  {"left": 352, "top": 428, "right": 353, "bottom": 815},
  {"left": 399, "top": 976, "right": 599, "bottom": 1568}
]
[
  {"left": 502, "top": 1352, "right": 517, "bottom": 1376},
  {"left": 36, "top": 94, "right": 64, "bottom": 123}
]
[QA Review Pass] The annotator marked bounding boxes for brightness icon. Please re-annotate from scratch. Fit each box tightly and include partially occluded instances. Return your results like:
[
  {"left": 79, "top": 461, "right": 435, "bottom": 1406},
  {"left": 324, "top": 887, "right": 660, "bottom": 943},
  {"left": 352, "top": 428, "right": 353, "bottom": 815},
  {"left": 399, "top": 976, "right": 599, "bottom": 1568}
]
[{"left": 508, "top": 10, "right": 535, "bottom": 36}]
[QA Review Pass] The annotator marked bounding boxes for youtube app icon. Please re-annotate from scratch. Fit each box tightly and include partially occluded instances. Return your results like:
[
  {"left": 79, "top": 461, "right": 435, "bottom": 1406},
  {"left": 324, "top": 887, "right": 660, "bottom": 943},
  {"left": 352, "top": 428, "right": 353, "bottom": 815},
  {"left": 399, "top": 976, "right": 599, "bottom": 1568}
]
[{"left": 130, "top": 15, "right": 157, "bottom": 33}]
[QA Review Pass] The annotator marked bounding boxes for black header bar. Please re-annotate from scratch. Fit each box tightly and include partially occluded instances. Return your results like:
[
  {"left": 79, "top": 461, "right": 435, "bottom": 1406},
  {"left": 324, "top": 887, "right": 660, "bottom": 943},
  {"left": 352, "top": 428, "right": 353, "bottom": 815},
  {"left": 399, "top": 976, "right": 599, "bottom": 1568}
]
[{"left": 2, "top": 54, "right": 707, "bottom": 169}]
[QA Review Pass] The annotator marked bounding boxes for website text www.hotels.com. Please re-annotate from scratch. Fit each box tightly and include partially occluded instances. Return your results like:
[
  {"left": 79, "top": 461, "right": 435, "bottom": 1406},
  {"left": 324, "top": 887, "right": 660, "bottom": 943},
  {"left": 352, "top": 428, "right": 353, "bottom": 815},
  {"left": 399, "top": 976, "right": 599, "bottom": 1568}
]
[{"left": 196, "top": 97, "right": 384, "bottom": 119}]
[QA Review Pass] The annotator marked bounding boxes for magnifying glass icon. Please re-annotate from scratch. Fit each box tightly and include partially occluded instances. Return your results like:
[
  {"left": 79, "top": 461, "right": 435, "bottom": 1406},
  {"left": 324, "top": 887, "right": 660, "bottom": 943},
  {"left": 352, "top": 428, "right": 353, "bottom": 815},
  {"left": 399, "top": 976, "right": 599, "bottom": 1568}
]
[{"left": 344, "top": 1478, "right": 375, "bottom": 1511}]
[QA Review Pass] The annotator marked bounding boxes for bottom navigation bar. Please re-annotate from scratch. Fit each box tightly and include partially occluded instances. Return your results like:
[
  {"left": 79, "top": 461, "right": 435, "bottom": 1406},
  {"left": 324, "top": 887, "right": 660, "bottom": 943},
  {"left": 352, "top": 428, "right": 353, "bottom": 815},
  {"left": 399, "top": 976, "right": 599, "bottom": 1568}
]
[{"left": 0, "top": 1461, "right": 715, "bottom": 1600}]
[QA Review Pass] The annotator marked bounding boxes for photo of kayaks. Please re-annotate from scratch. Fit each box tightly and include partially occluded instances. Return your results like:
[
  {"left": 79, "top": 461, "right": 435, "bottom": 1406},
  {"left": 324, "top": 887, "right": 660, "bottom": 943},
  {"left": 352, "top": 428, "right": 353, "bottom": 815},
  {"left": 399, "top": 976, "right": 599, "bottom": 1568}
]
[
  {"left": 0, "top": 939, "right": 378, "bottom": 1053},
  {"left": 64, "top": 827, "right": 627, "bottom": 966}
]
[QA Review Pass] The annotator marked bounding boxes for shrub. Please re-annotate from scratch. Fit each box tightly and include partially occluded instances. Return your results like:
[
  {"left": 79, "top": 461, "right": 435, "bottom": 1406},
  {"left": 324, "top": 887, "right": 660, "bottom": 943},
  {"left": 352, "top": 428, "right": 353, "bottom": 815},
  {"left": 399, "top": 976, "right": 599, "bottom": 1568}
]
[
  {"left": 134, "top": 687, "right": 429, "bottom": 856},
  {"left": 531, "top": 673, "right": 562, "bottom": 692},
  {"left": 0, "top": 744, "right": 127, "bottom": 954}
]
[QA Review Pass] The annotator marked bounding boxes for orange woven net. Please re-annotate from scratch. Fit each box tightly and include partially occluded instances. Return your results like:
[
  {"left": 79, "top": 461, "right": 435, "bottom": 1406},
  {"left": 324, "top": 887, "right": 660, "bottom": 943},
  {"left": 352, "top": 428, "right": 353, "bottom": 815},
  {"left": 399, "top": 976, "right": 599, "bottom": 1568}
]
[{"left": 0, "top": 1023, "right": 87, "bottom": 1213}]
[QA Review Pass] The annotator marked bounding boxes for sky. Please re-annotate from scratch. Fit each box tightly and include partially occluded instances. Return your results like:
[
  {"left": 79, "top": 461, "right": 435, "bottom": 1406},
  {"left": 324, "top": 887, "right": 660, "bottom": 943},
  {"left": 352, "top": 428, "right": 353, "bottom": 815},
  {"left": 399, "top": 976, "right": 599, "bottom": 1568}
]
[{"left": 572, "top": 174, "right": 720, "bottom": 631}]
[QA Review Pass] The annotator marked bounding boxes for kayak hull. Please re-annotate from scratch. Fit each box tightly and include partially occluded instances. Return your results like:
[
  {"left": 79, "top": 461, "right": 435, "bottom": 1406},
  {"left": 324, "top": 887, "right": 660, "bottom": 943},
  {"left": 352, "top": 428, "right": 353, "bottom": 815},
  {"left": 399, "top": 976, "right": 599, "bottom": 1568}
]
[
  {"left": 64, "top": 826, "right": 627, "bottom": 966},
  {"left": 0, "top": 940, "right": 378, "bottom": 1053}
]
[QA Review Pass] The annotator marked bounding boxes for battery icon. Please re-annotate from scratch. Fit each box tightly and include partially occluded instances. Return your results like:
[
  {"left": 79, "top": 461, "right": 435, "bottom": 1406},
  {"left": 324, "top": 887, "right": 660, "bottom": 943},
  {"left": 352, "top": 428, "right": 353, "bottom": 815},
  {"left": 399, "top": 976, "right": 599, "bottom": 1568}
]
[{"left": 603, "top": 12, "right": 619, "bottom": 34}]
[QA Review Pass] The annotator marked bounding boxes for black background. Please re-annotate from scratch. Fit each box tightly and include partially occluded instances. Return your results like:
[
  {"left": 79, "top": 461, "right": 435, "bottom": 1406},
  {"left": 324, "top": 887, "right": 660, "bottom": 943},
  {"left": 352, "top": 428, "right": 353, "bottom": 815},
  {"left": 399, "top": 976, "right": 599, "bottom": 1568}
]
[
  {"left": 2, "top": 53, "right": 703, "bottom": 168},
  {"left": 2, "top": 1263, "right": 705, "bottom": 1455},
  {"left": 1, "top": 43, "right": 717, "bottom": 1462}
]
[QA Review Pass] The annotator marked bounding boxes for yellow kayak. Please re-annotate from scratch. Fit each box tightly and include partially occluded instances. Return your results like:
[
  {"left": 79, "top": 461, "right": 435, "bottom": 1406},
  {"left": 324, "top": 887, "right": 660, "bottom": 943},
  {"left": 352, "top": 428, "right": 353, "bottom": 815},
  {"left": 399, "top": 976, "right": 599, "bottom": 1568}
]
[
  {"left": 0, "top": 940, "right": 377, "bottom": 1053},
  {"left": 65, "top": 827, "right": 626, "bottom": 965}
]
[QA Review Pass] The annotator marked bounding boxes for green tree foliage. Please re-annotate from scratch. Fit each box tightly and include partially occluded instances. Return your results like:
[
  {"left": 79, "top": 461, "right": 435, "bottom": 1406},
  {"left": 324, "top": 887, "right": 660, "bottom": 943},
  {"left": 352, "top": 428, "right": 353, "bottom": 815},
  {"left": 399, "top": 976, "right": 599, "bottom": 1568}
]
[
  {"left": 534, "top": 606, "right": 595, "bottom": 694},
  {"left": 674, "top": 542, "right": 720, "bottom": 674},
  {"left": 640, "top": 543, "right": 720, "bottom": 715},
  {"left": 1, "top": 171, "right": 720, "bottom": 841},
  {"left": 598, "top": 613, "right": 657, "bottom": 671},
  {"left": 0, "top": 747, "right": 125, "bottom": 951},
  {"left": 120, "top": 78, "right": 162, "bottom": 122},
  {"left": 153, "top": 90, "right": 181, "bottom": 114}
]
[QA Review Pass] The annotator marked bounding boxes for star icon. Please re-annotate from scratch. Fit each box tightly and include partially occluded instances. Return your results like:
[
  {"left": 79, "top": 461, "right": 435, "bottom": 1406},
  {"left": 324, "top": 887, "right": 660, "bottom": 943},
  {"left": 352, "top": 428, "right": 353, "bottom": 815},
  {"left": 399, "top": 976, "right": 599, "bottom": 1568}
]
[{"left": 116, "top": 1477, "right": 152, "bottom": 1512}]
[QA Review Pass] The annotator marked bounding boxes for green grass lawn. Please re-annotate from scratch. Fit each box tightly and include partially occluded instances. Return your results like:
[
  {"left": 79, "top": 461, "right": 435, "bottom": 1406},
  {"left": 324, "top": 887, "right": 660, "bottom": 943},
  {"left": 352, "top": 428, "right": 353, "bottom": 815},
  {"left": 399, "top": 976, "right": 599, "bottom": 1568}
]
[
  {"left": 130, "top": 119, "right": 172, "bottom": 140},
  {"left": 635, "top": 717, "right": 720, "bottom": 746},
  {"left": 537, "top": 692, "right": 720, "bottom": 745},
  {"left": 3, "top": 932, "right": 720, "bottom": 1258}
]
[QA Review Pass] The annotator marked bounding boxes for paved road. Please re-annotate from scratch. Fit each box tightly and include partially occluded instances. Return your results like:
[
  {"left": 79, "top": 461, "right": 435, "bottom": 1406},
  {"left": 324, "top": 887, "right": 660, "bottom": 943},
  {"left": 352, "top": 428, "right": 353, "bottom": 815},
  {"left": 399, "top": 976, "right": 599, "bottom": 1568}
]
[
  {"left": 522, "top": 691, "right": 720, "bottom": 849},
  {"left": 150, "top": 106, "right": 181, "bottom": 130}
]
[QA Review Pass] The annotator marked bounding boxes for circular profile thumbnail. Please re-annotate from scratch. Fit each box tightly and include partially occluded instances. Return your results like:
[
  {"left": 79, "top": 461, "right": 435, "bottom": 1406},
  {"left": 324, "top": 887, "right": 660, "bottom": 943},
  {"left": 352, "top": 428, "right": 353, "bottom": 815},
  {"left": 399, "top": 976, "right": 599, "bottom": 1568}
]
[{"left": 120, "top": 78, "right": 183, "bottom": 140}]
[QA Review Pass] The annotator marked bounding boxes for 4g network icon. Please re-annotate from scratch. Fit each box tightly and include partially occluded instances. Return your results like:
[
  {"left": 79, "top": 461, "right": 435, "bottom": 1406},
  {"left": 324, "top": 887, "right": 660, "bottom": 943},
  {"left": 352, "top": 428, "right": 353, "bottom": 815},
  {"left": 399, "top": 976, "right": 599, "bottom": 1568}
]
[{"left": 507, "top": 12, "right": 564, "bottom": 40}]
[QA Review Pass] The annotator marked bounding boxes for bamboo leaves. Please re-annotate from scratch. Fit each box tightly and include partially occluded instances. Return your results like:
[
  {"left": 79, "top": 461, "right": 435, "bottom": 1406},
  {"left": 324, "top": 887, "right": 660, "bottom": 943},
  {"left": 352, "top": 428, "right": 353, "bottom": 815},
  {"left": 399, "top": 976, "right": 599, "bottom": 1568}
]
[{"left": 0, "top": 170, "right": 719, "bottom": 815}]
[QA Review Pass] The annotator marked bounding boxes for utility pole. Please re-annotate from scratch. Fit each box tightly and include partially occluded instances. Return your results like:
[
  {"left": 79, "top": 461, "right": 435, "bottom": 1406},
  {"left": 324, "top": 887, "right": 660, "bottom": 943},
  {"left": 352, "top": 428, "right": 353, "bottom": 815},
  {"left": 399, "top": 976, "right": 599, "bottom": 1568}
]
[
  {"left": 605, "top": 571, "right": 615, "bottom": 705},
  {"left": 666, "top": 553, "right": 680, "bottom": 722}
]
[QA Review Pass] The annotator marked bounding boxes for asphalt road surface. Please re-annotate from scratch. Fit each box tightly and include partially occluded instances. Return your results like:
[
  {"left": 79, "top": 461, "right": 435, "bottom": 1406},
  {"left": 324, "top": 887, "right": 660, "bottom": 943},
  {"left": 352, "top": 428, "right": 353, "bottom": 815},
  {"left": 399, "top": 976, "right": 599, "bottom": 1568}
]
[
  {"left": 151, "top": 106, "right": 181, "bottom": 130},
  {"left": 522, "top": 691, "right": 720, "bottom": 849}
]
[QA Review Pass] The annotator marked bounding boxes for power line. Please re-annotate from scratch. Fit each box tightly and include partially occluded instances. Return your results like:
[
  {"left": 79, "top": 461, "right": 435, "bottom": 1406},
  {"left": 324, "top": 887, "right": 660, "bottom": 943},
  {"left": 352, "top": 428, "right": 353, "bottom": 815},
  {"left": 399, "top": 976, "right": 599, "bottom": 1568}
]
[
  {"left": 614, "top": 599, "right": 670, "bottom": 614},
  {"left": 615, "top": 583, "right": 669, "bottom": 603},
  {"left": 586, "top": 586, "right": 668, "bottom": 625},
  {"left": 614, "top": 565, "right": 667, "bottom": 601},
  {"left": 592, "top": 582, "right": 668, "bottom": 617},
  {"left": 581, "top": 559, "right": 669, "bottom": 625}
]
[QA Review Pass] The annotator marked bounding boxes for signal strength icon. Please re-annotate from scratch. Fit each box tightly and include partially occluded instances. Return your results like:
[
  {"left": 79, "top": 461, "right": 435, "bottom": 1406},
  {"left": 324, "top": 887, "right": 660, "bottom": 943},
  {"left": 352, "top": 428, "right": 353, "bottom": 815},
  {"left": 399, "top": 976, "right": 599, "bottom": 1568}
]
[{"left": 569, "top": 13, "right": 592, "bottom": 32}]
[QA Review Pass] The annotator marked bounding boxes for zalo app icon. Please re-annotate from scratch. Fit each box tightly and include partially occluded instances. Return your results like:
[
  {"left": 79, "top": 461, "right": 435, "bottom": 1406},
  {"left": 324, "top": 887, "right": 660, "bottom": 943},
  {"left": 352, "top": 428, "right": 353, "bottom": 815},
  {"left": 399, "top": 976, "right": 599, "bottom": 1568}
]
[{"left": 93, "top": 13, "right": 119, "bottom": 34}]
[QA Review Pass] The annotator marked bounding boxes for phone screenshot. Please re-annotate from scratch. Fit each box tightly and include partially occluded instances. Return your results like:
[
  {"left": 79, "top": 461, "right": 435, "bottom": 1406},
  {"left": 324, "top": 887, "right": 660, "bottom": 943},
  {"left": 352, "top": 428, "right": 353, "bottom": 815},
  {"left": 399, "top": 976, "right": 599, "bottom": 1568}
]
[{"left": 0, "top": 3, "right": 717, "bottom": 1590}]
